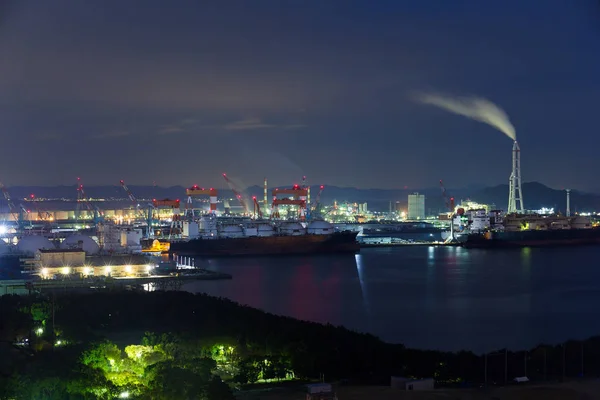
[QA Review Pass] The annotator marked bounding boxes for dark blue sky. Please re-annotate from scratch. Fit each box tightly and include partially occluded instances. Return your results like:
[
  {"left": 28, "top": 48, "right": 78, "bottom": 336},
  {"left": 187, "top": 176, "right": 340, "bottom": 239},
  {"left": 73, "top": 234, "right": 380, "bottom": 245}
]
[{"left": 1, "top": 0, "right": 599, "bottom": 190}]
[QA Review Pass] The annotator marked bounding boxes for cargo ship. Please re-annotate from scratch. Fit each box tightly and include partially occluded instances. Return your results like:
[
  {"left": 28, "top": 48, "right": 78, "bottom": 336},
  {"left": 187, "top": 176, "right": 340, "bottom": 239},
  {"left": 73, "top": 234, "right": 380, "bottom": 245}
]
[
  {"left": 166, "top": 216, "right": 360, "bottom": 257},
  {"left": 463, "top": 214, "right": 600, "bottom": 248}
]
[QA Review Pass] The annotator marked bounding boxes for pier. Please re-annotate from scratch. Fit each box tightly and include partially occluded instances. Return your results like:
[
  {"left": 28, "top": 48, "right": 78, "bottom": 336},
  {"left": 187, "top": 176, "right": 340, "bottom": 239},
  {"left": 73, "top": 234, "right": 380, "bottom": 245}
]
[
  {"left": 0, "top": 269, "right": 232, "bottom": 295},
  {"left": 360, "top": 241, "right": 459, "bottom": 248}
]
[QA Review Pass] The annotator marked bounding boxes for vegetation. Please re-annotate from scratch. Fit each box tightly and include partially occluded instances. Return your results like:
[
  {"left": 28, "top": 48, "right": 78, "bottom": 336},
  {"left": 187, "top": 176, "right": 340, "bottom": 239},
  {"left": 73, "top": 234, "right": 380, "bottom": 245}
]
[{"left": 0, "top": 290, "right": 599, "bottom": 398}]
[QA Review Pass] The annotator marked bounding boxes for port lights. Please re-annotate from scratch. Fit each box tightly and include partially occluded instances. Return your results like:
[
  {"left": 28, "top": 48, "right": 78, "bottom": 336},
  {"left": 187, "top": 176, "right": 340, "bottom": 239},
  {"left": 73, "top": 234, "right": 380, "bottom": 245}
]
[
  {"left": 0, "top": 226, "right": 7, "bottom": 235},
  {"left": 83, "top": 266, "right": 93, "bottom": 276},
  {"left": 105, "top": 266, "right": 112, "bottom": 275},
  {"left": 41, "top": 268, "right": 49, "bottom": 277},
  {"left": 125, "top": 265, "right": 132, "bottom": 274},
  {"left": 61, "top": 267, "right": 70, "bottom": 275},
  {"left": 145, "top": 264, "right": 153, "bottom": 272}
]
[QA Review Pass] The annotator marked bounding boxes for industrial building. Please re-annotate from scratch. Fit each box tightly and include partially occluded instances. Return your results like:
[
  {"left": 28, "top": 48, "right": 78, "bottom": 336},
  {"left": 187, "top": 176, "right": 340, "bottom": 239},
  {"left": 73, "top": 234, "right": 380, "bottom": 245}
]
[{"left": 407, "top": 193, "right": 425, "bottom": 220}]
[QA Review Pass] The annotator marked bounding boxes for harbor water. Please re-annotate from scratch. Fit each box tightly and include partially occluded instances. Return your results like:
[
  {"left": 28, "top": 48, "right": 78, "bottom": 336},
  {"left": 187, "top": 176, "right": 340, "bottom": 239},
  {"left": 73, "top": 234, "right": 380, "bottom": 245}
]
[{"left": 183, "top": 245, "right": 600, "bottom": 353}]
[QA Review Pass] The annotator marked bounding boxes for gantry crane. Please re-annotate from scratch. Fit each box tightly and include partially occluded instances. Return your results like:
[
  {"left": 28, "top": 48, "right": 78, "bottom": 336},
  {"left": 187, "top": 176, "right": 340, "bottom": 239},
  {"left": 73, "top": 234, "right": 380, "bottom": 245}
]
[
  {"left": 185, "top": 185, "right": 218, "bottom": 218},
  {"left": 271, "top": 184, "right": 308, "bottom": 220}
]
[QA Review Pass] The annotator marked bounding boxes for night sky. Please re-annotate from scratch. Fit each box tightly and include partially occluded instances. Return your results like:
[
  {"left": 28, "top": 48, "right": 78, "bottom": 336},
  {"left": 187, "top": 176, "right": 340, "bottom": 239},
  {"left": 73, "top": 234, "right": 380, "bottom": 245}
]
[{"left": 1, "top": 0, "right": 599, "bottom": 190}]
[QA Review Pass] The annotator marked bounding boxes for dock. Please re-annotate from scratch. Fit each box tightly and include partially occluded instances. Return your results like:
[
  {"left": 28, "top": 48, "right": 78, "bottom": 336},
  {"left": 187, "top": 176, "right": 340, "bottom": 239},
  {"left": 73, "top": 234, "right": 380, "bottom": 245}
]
[
  {"left": 360, "top": 241, "right": 460, "bottom": 248},
  {"left": 0, "top": 269, "right": 232, "bottom": 295}
]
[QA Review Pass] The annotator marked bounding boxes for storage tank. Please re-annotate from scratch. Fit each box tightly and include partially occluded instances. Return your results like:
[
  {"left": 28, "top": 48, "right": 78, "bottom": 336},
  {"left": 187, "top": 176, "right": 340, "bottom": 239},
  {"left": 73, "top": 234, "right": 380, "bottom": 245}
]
[
  {"left": 220, "top": 225, "right": 244, "bottom": 238},
  {"left": 280, "top": 222, "right": 306, "bottom": 236},
  {"left": 17, "top": 236, "right": 55, "bottom": 256},
  {"left": 571, "top": 216, "right": 592, "bottom": 229},
  {"left": 307, "top": 220, "right": 334, "bottom": 235},
  {"left": 61, "top": 234, "right": 100, "bottom": 255}
]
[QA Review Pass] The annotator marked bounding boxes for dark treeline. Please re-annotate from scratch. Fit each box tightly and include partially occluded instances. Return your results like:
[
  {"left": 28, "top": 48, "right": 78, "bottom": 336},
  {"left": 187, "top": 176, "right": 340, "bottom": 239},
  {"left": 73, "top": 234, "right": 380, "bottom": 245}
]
[{"left": 1, "top": 291, "right": 599, "bottom": 398}]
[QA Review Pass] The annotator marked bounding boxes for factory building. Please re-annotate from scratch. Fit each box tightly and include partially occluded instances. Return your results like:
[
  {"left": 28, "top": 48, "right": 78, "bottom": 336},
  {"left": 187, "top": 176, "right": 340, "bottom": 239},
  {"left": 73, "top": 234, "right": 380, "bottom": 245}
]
[{"left": 407, "top": 193, "right": 425, "bottom": 220}]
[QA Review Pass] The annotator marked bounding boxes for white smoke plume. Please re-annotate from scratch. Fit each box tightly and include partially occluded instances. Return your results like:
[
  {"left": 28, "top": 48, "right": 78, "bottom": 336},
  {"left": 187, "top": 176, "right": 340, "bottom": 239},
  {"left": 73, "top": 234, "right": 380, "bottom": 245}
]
[{"left": 414, "top": 92, "right": 516, "bottom": 141}]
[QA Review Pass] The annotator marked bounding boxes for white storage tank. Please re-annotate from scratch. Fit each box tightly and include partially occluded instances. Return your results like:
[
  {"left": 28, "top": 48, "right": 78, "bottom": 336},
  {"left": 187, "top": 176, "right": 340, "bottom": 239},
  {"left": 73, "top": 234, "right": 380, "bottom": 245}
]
[
  {"left": 61, "top": 234, "right": 100, "bottom": 255},
  {"left": 280, "top": 222, "right": 306, "bottom": 236},
  {"left": 571, "top": 216, "right": 592, "bottom": 229},
  {"left": 17, "top": 236, "right": 55, "bottom": 256},
  {"left": 307, "top": 220, "right": 334, "bottom": 235},
  {"left": 220, "top": 224, "right": 244, "bottom": 238},
  {"left": 256, "top": 223, "right": 275, "bottom": 237}
]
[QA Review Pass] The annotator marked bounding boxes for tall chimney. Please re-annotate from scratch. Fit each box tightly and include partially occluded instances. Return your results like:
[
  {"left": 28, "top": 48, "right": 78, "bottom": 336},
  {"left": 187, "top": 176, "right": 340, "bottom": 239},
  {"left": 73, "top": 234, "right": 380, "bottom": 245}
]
[
  {"left": 566, "top": 189, "right": 571, "bottom": 217},
  {"left": 263, "top": 178, "right": 268, "bottom": 214}
]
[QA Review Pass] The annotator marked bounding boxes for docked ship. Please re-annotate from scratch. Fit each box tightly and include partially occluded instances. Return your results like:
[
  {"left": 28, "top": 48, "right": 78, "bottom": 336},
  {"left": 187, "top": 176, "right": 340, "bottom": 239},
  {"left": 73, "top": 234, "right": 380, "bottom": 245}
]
[
  {"left": 463, "top": 213, "right": 600, "bottom": 248},
  {"left": 166, "top": 215, "right": 360, "bottom": 256}
]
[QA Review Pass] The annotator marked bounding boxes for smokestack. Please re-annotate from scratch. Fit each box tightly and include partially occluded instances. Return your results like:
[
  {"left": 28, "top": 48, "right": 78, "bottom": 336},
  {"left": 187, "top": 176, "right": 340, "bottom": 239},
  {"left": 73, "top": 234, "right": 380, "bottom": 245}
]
[
  {"left": 566, "top": 189, "right": 571, "bottom": 217},
  {"left": 507, "top": 140, "right": 524, "bottom": 214},
  {"left": 263, "top": 178, "right": 268, "bottom": 213}
]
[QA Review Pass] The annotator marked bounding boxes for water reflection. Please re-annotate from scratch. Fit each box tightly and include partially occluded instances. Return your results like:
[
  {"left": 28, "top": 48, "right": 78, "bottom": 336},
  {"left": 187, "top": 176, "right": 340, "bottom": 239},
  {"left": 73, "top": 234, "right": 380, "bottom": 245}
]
[
  {"left": 183, "top": 246, "right": 600, "bottom": 353},
  {"left": 354, "top": 254, "right": 371, "bottom": 325}
]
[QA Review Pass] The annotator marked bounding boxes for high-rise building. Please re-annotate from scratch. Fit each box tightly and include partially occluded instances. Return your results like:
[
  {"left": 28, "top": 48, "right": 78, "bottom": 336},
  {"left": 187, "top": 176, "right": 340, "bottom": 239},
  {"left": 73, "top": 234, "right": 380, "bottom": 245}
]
[
  {"left": 358, "top": 202, "right": 368, "bottom": 214},
  {"left": 407, "top": 193, "right": 425, "bottom": 220}
]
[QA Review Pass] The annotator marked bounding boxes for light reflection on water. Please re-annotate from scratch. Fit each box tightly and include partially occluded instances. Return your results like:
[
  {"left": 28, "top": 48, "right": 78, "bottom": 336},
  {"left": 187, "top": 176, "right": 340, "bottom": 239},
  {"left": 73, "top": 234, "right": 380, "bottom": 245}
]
[{"left": 184, "top": 246, "right": 600, "bottom": 353}]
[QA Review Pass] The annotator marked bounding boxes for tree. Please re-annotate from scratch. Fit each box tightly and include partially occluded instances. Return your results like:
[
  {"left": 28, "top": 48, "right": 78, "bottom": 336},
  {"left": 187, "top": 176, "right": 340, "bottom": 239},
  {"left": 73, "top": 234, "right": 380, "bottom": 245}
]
[{"left": 205, "top": 375, "right": 235, "bottom": 400}]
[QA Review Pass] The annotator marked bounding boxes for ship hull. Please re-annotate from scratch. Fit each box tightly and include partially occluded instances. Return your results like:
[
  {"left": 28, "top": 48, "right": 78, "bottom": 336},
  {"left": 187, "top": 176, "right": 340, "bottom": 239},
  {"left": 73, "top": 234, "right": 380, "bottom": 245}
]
[
  {"left": 463, "top": 228, "right": 600, "bottom": 249},
  {"left": 168, "top": 231, "right": 360, "bottom": 256}
]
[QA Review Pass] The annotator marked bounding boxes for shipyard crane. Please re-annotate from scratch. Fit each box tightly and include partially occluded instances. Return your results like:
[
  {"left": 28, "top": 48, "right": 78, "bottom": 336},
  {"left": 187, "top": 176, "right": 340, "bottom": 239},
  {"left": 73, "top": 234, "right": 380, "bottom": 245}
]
[
  {"left": 252, "top": 196, "right": 263, "bottom": 219},
  {"left": 222, "top": 173, "right": 250, "bottom": 215},
  {"left": 439, "top": 180, "right": 455, "bottom": 214},
  {"left": 271, "top": 184, "right": 308, "bottom": 220},
  {"left": 185, "top": 185, "right": 218, "bottom": 217},
  {"left": 0, "top": 182, "right": 19, "bottom": 226},
  {"left": 309, "top": 185, "right": 325, "bottom": 220},
  {"left": 312, "top": 185, "right": 325, "bottom": 211},
  {"left": 119, "top": 179, "right": 154, "bottom": 237},
  {"left": 75, "top": 178, "right": 104, "bottom": 226}
]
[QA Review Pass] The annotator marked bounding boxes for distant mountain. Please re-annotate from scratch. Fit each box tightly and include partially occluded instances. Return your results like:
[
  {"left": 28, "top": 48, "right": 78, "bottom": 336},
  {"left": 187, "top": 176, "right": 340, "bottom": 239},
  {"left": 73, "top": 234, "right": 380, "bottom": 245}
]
[
  {"left": 1, "top": 182, "right": 598, "bottom": 213},
  {"left": 469, "top": 182, "right": 599, "bottom": 213}
]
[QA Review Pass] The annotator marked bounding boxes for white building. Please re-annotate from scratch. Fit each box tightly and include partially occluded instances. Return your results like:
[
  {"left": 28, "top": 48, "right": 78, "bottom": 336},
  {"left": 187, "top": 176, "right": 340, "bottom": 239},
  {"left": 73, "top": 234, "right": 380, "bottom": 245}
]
[
  {"left": 407, "top": 193, "right": 425, "bottom": 220},
  {"left": 358, "top": 202, "right": 368, "bottom": 214}
]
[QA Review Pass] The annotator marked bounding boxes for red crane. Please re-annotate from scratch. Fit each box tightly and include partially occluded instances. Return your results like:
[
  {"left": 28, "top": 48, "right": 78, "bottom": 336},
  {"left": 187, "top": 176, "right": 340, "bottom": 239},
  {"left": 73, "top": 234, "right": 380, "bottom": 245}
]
[
  {"left": 252, "top": 196, "right": 263, "bottom": 219},
  {"left": 222, "top": 173, "right": 250, "bottom": 214},
  {"left": 439, "top": 180, "right": 455, "bottom": 213}
]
